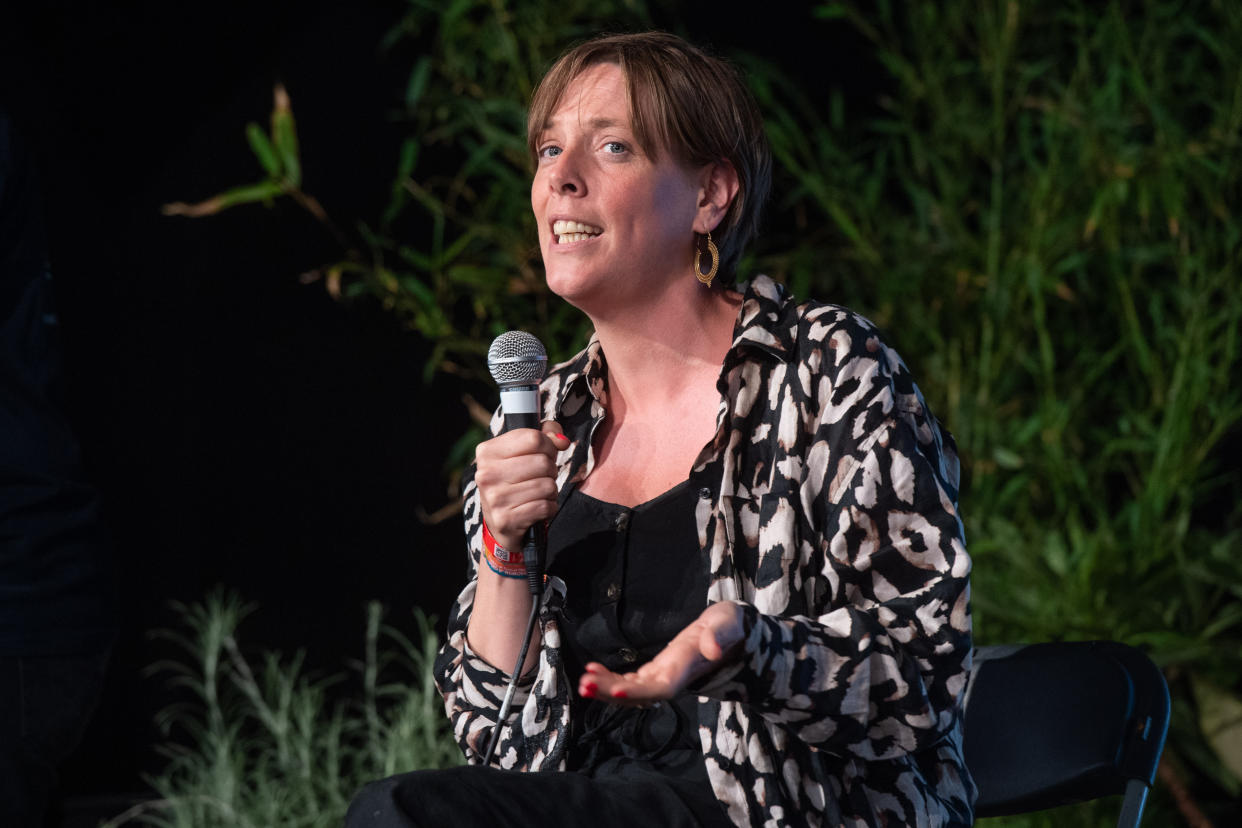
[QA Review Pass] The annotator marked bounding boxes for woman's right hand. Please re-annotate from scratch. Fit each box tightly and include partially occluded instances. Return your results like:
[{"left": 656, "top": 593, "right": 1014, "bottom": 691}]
[{"left": 473, "top": 421, "right": 570, "bottom": 553}]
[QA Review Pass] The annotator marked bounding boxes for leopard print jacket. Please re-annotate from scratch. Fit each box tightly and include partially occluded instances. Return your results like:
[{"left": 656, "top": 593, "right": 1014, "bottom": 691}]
[{"left": 434, "top": 275, "right": 976, "bottom": 827}]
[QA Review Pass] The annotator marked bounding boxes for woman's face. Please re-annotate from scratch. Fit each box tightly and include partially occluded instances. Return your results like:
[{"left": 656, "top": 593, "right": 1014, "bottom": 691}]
[{"left": 531, "top": 63, "right": 704, "bottom": 309}]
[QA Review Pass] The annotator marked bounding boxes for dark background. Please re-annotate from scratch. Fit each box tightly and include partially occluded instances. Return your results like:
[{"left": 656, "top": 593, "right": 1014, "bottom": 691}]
[
  {"left": 0, "top": 0, "right": 863, "bottom": 815},
  {"left": 0, "top": 0, "right": 465, "bottom": 808}
]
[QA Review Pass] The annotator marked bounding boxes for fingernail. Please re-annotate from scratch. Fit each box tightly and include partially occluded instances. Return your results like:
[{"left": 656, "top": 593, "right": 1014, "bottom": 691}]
[
  {"left": 581, "top": 684, "right": 597, "bottom": 698},
  {"left": 555, "top": 433, "right": 568, "bottom": 441},
  {"left": 612, "top": 690, "right": 628, "bottom": 699}
]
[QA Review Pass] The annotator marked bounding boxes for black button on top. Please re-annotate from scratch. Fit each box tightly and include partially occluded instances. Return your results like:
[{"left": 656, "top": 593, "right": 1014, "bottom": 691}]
[
  {"left": 605, "top": 582, "right": 621, "bottom": 601},
  {"left": 618, "top": 647, "right": 638, "bottom": 664},
  {"left": 698, "top": 487, "right": 712, "bottom": 500},
  {"left": 613, "top": 511, "right": 630, "bottom": 531}
]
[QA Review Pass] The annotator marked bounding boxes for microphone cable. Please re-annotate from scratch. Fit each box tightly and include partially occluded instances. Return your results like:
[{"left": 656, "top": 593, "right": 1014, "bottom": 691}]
[{"left": 481, "top": 564, "right": 542, "bottom": 767}]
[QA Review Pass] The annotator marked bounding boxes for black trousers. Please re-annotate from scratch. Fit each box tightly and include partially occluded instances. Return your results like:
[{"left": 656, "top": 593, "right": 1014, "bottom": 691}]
[
  {"left": 345, "top": 757, "right": 734, "bottom": 828},
  {"left": 0, "top": 650, "right": 110, "bottom": 828}
]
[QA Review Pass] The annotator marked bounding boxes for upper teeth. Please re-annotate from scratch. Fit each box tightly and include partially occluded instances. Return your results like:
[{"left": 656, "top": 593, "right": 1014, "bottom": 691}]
[{"left": 553, "top": 220, "right": 601, "bottom": 242}]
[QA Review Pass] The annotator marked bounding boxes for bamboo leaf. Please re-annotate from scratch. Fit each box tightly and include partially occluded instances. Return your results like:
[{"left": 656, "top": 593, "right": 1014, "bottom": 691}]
[
  {"left": 162, "top": 181, "right": 285, "bottom": 217},
  {"left": 404, "top": 56, "right": 432, "bottom": 110},
  {"left": 271, "top": 84, "right": 301, "bottom": 188},
  {"left": 245, "top": 122, "right": 281, "bottom": 178}
]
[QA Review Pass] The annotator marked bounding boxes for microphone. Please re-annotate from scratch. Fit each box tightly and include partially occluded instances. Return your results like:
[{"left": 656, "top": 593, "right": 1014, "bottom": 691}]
[{"left": 487, "top": 331, "right": 549, "bottom": 596}]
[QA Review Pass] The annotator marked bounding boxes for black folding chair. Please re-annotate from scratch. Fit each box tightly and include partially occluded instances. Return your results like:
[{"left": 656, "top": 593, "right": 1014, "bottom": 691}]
[{"left": 962, "top": 641, "right": 1170, "bottom": 828}]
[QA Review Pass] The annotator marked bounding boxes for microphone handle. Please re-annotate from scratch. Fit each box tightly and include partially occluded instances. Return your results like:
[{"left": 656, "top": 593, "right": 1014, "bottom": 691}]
[
  {"left": 499, "top": 383, "right": 544, "bottom": 596},
  {"left": 499, "top": 383, "right": 540, "bottom": 432},
  {"left": 503, "top": 412, "right": 540, "bottom": 430}
]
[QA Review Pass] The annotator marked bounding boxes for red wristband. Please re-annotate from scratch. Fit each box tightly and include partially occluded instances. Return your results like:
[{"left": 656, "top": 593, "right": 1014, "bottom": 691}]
[{"left": 481, "top": 517, "right": 526, "bottom": 578}]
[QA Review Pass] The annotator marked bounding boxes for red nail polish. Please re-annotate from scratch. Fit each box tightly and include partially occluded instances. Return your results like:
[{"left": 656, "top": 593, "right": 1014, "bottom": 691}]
[
  {"left": 581, "top": 683, "right": 597, "bottom": 698},
  {"left": 613, "top": 690, "right": 628, "bottom": 699},
  {"left": 556, "top": 433, "right": 568, "bottom": 441}
]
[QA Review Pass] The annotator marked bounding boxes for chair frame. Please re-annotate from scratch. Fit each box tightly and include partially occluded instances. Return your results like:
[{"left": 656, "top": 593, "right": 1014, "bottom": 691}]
[{"left": 963, "top": 640, "right": 1170, "bottom": 828}]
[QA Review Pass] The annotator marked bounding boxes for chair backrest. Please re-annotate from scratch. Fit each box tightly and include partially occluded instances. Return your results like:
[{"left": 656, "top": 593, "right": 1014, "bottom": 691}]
[{"left": 962, "top": 640, "right": 1170, "bottom": 828}]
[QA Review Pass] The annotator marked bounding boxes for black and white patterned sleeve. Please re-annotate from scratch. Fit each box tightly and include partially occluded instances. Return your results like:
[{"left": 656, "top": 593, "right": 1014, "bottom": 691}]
[
  {"left": 698, "top": 314, "right": 972, "bottom": 761},
  {"left": 431, "top": 423, "right": 572, "bottom": 771}
]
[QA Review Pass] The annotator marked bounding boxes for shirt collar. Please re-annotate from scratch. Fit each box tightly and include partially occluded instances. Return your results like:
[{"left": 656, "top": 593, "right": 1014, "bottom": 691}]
[{"left": 729, "top": 274, "right": 797, "bottom": 361}]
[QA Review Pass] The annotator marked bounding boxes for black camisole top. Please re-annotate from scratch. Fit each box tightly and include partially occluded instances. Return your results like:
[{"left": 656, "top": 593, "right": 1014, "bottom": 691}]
[{"left": 545, "top": 480, "right": 710, "bottom": 776}]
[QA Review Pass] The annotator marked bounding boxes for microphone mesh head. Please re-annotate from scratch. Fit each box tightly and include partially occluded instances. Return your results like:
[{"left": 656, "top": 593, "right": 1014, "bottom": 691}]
[{"left": 487, "top": 331, "right": 548, "bottom": 387}]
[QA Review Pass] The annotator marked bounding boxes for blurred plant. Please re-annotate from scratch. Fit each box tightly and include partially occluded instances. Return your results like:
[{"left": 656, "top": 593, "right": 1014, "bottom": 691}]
[
  {"left": 161, "top": 84, "right": 347, "bottom": 247},
  {"left": 103, "top": 590, "right": 460, "bottom": 828}
]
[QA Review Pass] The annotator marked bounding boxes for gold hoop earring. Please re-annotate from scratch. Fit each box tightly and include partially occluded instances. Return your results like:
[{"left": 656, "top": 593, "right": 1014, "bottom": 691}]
[{"left": 694, "top": 232, "right": 719, "bottom": 287}]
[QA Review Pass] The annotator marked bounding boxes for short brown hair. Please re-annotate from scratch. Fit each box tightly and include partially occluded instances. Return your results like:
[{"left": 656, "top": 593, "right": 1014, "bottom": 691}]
[{"left": 527, "top": 32, "right": 771, "bottom": 283}]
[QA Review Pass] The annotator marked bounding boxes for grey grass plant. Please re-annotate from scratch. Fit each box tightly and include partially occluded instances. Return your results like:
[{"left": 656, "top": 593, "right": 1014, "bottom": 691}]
[
  {"left": 103, "top": 591, "right": 460, "bottom": 828},
  {"left": 151, "top": 0, "right": 1241, "bottom": 825}
]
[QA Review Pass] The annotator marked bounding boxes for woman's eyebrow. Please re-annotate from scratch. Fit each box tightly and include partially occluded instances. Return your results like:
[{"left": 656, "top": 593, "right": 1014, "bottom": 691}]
[{"left": 539, "top": 116, "right": 627, "bottom": 132}]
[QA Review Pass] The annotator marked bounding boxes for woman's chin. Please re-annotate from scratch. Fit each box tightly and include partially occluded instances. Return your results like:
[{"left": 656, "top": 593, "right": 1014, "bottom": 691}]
[{"left": 543, "top": 268, "right": 603, "bottom": 307}]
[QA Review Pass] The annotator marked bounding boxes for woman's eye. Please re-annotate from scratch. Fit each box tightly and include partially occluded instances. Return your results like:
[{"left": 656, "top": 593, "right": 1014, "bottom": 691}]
[
  {"left": 604, "top": 141, "right": 627, "bottom": 154},
  {"left": 540, "top": 145, "right": 562, "bottom": 159}
]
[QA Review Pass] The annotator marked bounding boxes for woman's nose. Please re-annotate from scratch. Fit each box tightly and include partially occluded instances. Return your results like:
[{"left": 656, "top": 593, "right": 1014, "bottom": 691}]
[{"left": 549, "top": 151, "right": 584, "bottom": 195}]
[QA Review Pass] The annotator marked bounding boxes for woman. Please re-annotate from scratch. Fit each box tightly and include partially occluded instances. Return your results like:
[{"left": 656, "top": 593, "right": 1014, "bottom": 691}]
[{"left": 349, "top": 32, "right": 974, "bottom": 828}]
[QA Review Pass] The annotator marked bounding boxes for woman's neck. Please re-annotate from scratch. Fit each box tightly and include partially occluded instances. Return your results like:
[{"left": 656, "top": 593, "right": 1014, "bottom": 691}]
[{"left": 588, "top": 281, "right": 742, "bottom": 421}]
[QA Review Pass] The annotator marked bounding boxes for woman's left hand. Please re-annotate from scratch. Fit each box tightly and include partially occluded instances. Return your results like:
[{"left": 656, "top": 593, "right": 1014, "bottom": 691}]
[{"left": 578, "top": 601, "right": 746, "bottom": 706}]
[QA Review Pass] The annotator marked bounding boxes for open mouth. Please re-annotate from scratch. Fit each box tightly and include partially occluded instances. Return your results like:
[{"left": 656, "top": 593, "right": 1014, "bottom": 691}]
[{"left": 553, "top": 220, "right": 602, "bottom": 244}]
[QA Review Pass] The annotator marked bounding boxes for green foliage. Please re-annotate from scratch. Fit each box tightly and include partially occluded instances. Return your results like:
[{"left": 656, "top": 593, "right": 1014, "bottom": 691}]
[
  {"left": 104, "top": 591, "right": 461, "bottom": 828},
  {"left": 767, "top": 0, "right": 1242, "bottom": 643},
  {"left": 163, "top": 86, "right": 317, "bottom": 221}
]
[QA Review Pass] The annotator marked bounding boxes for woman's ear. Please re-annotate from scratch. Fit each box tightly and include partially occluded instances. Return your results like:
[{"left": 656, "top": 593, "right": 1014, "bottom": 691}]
[{"left": 695, "top": 160, "right": 740, "bottom": 234}]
